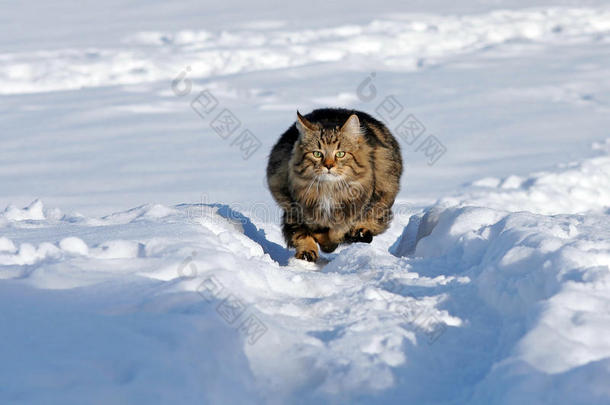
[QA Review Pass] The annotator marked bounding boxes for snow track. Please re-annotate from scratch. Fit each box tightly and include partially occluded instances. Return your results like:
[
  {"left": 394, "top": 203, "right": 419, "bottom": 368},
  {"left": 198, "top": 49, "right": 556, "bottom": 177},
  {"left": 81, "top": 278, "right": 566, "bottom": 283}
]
[
  {"left": 3, "top": 1, "right": 610, "bottom": 402},
  {"left": 2, "top": 143, "right": 609, "bottom": 404}
]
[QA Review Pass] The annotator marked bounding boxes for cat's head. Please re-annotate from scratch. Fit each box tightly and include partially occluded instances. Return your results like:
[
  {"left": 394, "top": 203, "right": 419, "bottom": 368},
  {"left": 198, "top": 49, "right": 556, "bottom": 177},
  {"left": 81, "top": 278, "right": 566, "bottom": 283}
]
[{"left": 292, "top": 111, "right": 369, "bottom": 183}]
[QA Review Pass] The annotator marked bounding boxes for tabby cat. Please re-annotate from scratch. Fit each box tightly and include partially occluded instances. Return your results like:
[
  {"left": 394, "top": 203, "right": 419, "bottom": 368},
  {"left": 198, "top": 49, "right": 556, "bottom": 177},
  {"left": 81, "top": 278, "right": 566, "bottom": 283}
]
[{"left": 266, "top": 108, "right": 402, "bottom": 262}]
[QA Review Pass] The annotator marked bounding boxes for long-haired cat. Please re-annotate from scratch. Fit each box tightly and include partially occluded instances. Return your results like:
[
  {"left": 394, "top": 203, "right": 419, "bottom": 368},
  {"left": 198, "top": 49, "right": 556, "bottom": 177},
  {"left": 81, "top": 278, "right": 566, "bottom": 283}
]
[{"left": 267, "top": 108, "right": 402, "bottom": 262}]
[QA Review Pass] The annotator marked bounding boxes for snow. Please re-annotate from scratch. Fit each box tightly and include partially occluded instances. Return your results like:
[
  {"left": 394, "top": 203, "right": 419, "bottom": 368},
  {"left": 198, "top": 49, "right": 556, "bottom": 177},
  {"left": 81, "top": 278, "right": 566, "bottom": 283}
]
[
  {"left": 444, "top": 146, "right": 610, "bottom": 215},
  {"left": 2, "top": 0, "right": 610, "bottom": 403},
  {"left": 3, "top": 7, "right": 610, "bottom": 95},
  {"left": 2, "top": 145, "right": 609, "bottom": 403}
]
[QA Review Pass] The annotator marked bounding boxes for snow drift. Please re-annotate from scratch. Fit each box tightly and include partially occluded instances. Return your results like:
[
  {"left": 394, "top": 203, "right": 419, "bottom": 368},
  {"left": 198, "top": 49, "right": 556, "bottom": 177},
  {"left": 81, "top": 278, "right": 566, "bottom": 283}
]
[
  {"left": 1, "top": 141, "right": 609, "bottom": 404},
  {"left": 2, "top": 7, "right": 610, "bottom": 95}
]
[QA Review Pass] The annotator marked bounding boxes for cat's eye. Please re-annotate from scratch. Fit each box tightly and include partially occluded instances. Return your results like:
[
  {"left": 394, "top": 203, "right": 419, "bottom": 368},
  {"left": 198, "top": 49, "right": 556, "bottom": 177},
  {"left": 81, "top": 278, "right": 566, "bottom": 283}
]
[
  {"left": 312, "top": 151, "right": 323, "bottom": 158},
  {"left": 335, "top": 151, "right": 346, "bottom": 158}
]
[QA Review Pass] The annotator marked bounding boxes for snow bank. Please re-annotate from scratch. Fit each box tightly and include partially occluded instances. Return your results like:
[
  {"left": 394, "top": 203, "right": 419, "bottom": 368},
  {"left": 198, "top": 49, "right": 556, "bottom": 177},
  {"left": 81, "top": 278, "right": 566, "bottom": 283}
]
[
  {"left": 404, "top": 204, "right": 610, "bottom": 404},
  {"left": 442, "top": 144, "right": 610, "bottom": 215},
  {"left": 390, "top": 142, "right": 610, "bottom": 403},
  {"left": 2, "top": 199, "right": 46, "bottom": 221},
  {"left": 1, "top": 141, "right": 609, "bottom": 403}
]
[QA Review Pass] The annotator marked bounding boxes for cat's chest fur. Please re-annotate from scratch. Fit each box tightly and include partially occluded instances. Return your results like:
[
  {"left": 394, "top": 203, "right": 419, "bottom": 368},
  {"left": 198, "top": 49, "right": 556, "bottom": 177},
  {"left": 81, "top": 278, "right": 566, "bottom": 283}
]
[
  {"left": 316, "top": 194, "right": 335, "bottom": 218},
  {"left": 305, "top": 186, "right": 353, "bottom": 226}
]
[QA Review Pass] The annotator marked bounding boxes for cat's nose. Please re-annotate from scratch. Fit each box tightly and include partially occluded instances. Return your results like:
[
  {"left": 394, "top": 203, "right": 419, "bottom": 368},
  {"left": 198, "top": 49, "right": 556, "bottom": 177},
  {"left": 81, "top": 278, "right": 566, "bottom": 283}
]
[{"left": 323, "top": 161, "right": 334, "bottom": 170}]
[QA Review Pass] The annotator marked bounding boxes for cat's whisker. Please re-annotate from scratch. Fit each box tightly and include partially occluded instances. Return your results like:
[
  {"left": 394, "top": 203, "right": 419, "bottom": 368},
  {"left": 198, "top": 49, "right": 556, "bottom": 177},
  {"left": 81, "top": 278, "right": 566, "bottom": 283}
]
[
  {"left": 304, "top": 176, "right": 316, "bottom": 197},
  {"left": 339, "top": 177, "right": 350, "bottom": 195}
]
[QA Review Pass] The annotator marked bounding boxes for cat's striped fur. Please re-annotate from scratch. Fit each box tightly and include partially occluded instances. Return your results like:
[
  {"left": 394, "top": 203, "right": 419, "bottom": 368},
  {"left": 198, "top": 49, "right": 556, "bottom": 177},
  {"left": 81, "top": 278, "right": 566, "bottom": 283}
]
[{"left": 266, "top": 108, "right": 402, "bottom": 262}]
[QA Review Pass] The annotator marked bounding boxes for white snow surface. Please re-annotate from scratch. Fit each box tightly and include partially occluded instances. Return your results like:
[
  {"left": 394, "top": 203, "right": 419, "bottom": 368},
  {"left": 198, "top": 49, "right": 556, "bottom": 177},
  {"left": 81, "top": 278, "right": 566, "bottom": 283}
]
[
  {"left": 2, "top": 7, "right": 610, "bottom": 95},
  {"left": 2, "top": 145, "right": 610, "bottom": 404},
  {"left": 2, "top": 1, "right": 610, "bottom": 404}
]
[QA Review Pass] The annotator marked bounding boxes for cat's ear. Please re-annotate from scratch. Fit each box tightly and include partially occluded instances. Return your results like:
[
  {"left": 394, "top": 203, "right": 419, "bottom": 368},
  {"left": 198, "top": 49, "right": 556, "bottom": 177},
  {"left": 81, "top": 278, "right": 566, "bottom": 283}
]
[
  {"left": 340, "top": 114, "right": 363, "bottom": 143},
  {"left": 296, "top": 111, "right": 317, "bottom": 139}
]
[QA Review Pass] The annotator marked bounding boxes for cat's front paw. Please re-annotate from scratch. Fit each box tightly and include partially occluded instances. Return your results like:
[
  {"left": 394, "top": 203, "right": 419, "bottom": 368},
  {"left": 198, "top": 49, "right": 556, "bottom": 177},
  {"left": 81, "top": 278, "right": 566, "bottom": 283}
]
[
  {"left": 345, "top": 228, "right": 373, "bottom": 244},
  {"left": 319, "top": 241, "right": 338, "bottom": 253},
  {"left": 295, "top": 249, "right": 318, "bottom": 262}
]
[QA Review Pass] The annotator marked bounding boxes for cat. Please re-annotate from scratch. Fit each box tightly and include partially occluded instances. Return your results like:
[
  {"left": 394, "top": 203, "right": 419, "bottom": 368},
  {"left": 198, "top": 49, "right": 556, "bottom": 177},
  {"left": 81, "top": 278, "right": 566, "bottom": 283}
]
[{"left": 266, "top": 108, "right": 403, "bottom": 262}]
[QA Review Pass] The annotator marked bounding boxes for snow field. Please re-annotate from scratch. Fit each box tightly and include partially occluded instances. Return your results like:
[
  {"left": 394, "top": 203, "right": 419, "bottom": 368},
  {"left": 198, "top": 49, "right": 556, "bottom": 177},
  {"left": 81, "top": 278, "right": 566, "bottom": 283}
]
[
  {"left": 3, "top": 1, "right": 610, "bottom": 403},
  {"left": 2, "top": 141, "right": 610, "bottom": 403},
  {"left": 2, "top": 7, "right": 610, "bottom": 95}
]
